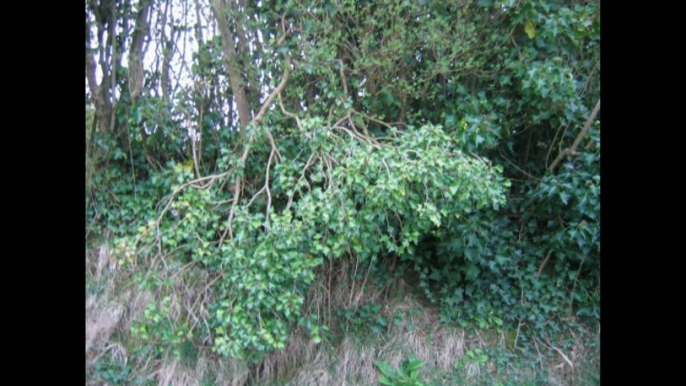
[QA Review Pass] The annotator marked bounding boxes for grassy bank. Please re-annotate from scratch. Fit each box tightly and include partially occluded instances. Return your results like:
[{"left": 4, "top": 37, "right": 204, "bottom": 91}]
[{"left": 86, "top": 243, "right": 599, "bottom": 386}]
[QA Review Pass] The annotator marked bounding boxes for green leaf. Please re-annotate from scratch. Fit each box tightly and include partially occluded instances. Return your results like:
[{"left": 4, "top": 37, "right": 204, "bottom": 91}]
[
  {"left": 560, "top": 192, "right": 570, "bottom": 205},
  {"left": 375, "top": 361, "right": 395, "bottom": 377},
  {"left": 465, "top": 264, "right": 480, "bottom": 281},
  {"left": 325, "top": 3, "right": 338, "bottom": 17},
  {"left": 405, "top": 359, "right": 426, "bottom": 372},
  {"left": 304, "top": 19, "right": 314, "bottom": 33},
  {"left": 525, "top": 21, "right": 537, "bottom": 39},
  {"left": 378, "top": 376, "right": 394, "bottom": 386},
  {"left": 445, "top": 114, "right": 457, "bottom": 128}
]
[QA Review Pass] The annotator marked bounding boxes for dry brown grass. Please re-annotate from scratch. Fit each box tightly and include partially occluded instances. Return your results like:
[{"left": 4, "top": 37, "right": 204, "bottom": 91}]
[
  {"left": 87, "top": 248, "right": 599, "bottom": 386},
  {"left": 248, "top": 260, "right": 471, "bottom": 386},
  {"left": 251, "top": 318, "right": 469, "bottom": 386},
  {"left": 118, "top": 351, "right": 250, "bottom": 386},
  {"left": 86, "top": 245, "right": 125, "bottom": 368},
  {"left": 87, "top": 244, "right": 152, "bottom": 383},
  {"left": 87, "top": 241, "right": 238, "bottom": 386}
]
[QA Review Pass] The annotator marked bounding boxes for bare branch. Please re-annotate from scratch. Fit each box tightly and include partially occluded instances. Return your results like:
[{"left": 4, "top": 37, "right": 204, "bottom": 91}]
[
  {"left": 279, "top": 95, "right": 303, "bottom": 132},
  {"left": 220, "top": 61, "right": 292, "bottom": 246},
  {"left": 264, "top": 148, "right": 276, "bottom": 230},
  {"left": 285, "top": 152, "right": 316, "bottom": 212},
  {"left": 246, "top": 185, "right": 267, "bottom": 207},
  {"left": 337, "top": 59, "right": 348, "bottom": 95},
  {"left": 548, "top": 100, "right": 600, "bottom": 173}
]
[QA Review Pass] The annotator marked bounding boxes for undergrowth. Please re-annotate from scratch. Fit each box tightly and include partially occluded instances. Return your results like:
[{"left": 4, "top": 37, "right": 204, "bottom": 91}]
[{"left": 86, "top": 244, "right": 599, "bottom": 386}]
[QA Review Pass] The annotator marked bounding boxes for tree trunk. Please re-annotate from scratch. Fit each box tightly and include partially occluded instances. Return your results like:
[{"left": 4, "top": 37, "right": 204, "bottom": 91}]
[
  {"left": 128, "top": 0, "right": 153, "bottom": 106},
  {"left": 209, "top": 0, "right": 253, "bottom": 133},
  {"left": 234, "top": 0, "right": 260, "bottom": 110},
  {"left": 86, "top": 51, "right": 114, "bottom": 135},
  {"left": 86, "top": 0, "right": 115, "bottom": 134},
  {"left": 160, "top": 0, "right": 173, "bottom": 102}
]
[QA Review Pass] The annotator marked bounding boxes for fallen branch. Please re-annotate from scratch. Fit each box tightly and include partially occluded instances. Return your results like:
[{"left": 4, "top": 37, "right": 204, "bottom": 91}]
[{"left": 220, "top": 59, "right": 292, "bottom": 246}]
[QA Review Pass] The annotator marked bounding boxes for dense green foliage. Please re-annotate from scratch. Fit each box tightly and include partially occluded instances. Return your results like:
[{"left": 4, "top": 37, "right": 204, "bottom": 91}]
[
  {"left": 86, "top": 0, "right": 599, "bottom": 369},
  {"left": 376, "top": 355, "right": 427, "bottom": 386}
]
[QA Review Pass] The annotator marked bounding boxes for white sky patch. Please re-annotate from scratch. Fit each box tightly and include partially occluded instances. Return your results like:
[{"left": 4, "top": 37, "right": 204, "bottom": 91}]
[
  {"left": 88, "top": 0, "right": 201, "bottom": 101},
  {"left": 87, "top": 0, "right": 284, "bottom": 135}
]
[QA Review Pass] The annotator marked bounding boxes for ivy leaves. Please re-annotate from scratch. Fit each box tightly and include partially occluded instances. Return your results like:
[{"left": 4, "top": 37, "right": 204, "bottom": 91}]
[{"left": 198, "top": 123, "right": 509, "bottom": 360}]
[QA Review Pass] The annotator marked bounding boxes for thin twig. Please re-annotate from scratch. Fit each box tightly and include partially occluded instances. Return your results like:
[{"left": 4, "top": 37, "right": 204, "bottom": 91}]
[
  {"left": 347, "top": 112, "right": 370, "bottom": 140},
  {"left": 333, "top": 125, "right": 363, "bottom": 141},
  {"left": 551, "top": 346, "right": 574, "bottom": 371},
  {"left": 354, "top": 110, "right": 393, "bottom": 130},
  {"left": 514, "top": 319, "right": 522, "bottom": 349},
  {"left": 353, "top": 256, "right": 375, "bottom": 306},
  {"left": 499, "top": 150, "right": 543, "bottom": 182},
  {"left": 322, "top": 151, "right": 336, "bottom": 190},
  {"left": 381, "top": 158, "right": 392, "bottom": 180},
  {"left": 546, "top": 122, "right": 569, "bottom": 169},
  {"left": 154, "top": 171, "right": 231, "bottom": 226},
  {"left": 536, "top": 251, "right": 553, "bottom": 279},
  {"left": 170, "top": 260, "right": 198, "bottom": 279},
  {"left": 348, "top": 254, "right": 359, "bottom": 308},
  {"left": 265, "top": 129, "right": 282, "bottom": 162},
  {"left": 285, "top": 152, "right": 316, "bottom": 212},
  {"left": 532, "top": 336, "right": 544, "bottom": 372},
  {"left": 328, "top": 258, "right": 333, "bottom": 322},
  {"left": 246, "top": 185, "right": 267, "bottom": 208},
  {"left": 278, "top": 95, "right": 303, "bottom": 131},
  {"left": 568, "top": 253, "right": 587, "bottom": 313},
  {"left": 578, "top": 62, "right": 597, "bottom": 98},
  {"left": 264, "top": 148, "right": 275, "bottom": 230}
]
